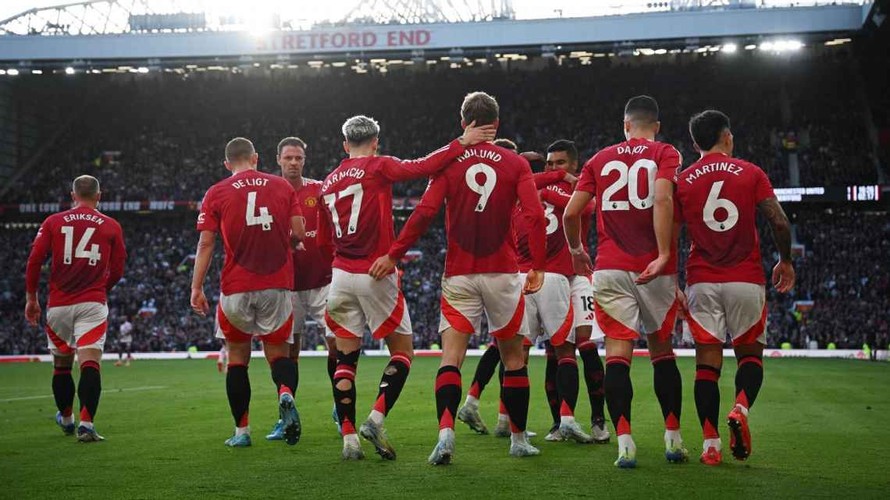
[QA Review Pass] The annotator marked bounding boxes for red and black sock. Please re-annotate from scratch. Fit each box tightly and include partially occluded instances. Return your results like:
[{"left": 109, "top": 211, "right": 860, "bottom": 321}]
[
  {"left": 652, "top": 353, "right": 682, "bottom": 431},
  {"left": 77, "top": 361, "right": 101, "bottom": 423},
  {"left": 578, "top": 340, "right": 606, "bottom": 423},
  {"left": 544, "top": 346, "right": 560, "bottom": 427},
  {"left": 52, "top": 367, "right": 75, "bottom": 418},
  {"left": 269, "top": 356, "right": 297, "bottom": 397},
  {"left": 557, "top": 356, "right": 579, "bottom": 419},
  {"left": 467, "top": 344, "right": 500, "bottom": 400},
  {"left": 604, "top": 356, "right": 632, "bottom": 435},
  {"left": 501, "top": 367, "right": 530, "bottom": 433},
  {"left": 326, "top": 350, "right": 337, "bottom": 385},
  {"left": 694, "top": 364, "right": 721, "bottom": 440},
  {"left": 333, "top": 350, "right": 360, "bottom": 435},
  {"left": 435, "top": 365, "right": 461, "bottom": 430},
  {"left": 735, "top": 355, "right": 764, "bottom": 409},
  {"left": 226, "top": 363, "right": 251, "bottom": 427},
  {"left": 373, "top": 352, "right": 412, "bottom": 416}
]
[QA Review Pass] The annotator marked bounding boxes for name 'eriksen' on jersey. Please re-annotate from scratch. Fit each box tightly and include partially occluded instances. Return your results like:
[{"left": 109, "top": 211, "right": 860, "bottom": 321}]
[
  {"left": 62, "top": 213, "right": 105, "bottom": 225},
  {"left": 322, "top": 167, "right": 366, "bottom": 192},
  {"left": 457, "top": 149, "right": 502, "bottom": 163},
  {"left": 683, "top": 161, "right": 744, "bottom": 184}
]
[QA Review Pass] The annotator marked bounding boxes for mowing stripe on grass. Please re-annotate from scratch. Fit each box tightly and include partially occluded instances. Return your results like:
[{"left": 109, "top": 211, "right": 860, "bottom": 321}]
[{"left": 0, "top": 385, "right": 168, "bottom": 403}]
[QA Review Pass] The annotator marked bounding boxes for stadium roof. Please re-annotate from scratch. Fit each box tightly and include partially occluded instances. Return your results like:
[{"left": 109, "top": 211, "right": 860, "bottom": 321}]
[{"left": 0, "top": 0, "right": 872, "bottom": 36}]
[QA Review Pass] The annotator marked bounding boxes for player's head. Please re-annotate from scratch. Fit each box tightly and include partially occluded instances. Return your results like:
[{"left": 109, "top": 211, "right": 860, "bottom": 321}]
[
  {"left": 493, "top": 138, "right": 517, "bottom": 151},
  {"left": 71, "top": 175, "right": 101, "bottom": 205},
  {"left": 224, "top": 137, "right": 258, "bottom": 172},
  {"left": 342, "top": 115, "right": 380, "bottom": 156},
  {"left": 277, "top": 136, "right": 307, "bottom": 182},
  {"left": 461, "top": 91, "right": 499, "bottom": 129},
  {"left": 623, "top": 95, "right": 660, "bottom": 139},
  {"left": 689, "top": 109, "right": 733, "bottom": 156},
  {"left": 545, "top": 139, "right": 579, "bottom": 174}
]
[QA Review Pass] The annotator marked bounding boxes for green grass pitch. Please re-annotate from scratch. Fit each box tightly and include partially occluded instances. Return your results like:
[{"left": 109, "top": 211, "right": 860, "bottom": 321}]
[{"left": 1, "top": 356, "right": 889, "bottom": 499}]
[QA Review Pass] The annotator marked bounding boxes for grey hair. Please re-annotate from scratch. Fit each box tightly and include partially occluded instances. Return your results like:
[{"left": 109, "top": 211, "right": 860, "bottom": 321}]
[{"left": 341, "top": 115, "right": 380, "bottom": 145}]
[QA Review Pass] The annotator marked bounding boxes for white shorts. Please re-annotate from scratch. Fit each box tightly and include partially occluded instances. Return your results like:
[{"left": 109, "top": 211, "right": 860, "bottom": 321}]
[
  {"left": 119, "top": 336, "right": 133, "bottom": 344},
  {"left": 292, "top": 284, "right": 332, "bottom": 337},
  {"left": 592, "top": 270, "right": 679, "bottom": 342},
  {"left": 216, "top": 289, "right": 294, "bottom": 344},
  {"left": 439, "top": 273, "right": 528, "bottom": 339},
  {"left": 685, "top": 282, "right": 767, "bottom": 346},
  {"left": 325, "top": 269, "right": 411, "bottom": 339},
  {"left": 520, "top": 273, "right": 574, "bottom": 346},
  {"left": 570, "top": 275, "right": 605, "bottom": 341},
  {"left": 45, "top": 302, "right": 108, "bottom": 355}
]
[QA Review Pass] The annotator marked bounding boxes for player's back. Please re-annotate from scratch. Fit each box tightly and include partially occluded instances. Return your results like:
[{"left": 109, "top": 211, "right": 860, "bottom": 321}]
[
  {"left": 577, "top": 137, "right": 680, "bottom": 273},
  {"left": 199, "top": 169, "right": 297, "bottom": 294},
  {"left": 320, "top": 156, "right": 397, "bottom": 272},
  {"left": 439, "top": 143, "right": 533, "bottom": 276},
  {"left": 514, "top": 180, "right": 575, "bottom": 276},
  {"left": 676, "top": 153, "right": 774, "bottom": 285},
  {"left": 41, "top": 206, "right": 125, "bottom": 307}
]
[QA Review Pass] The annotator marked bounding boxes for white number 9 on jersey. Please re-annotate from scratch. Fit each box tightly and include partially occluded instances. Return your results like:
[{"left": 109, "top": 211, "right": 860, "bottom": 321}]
[{"left": 465, "top": 163, "right": 498, "bottom": 212}]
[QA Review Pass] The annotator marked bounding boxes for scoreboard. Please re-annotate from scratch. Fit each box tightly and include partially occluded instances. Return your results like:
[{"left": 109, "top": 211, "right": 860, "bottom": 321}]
[{"left": 774, "top": 185, "right": 882, "bottom": 203}]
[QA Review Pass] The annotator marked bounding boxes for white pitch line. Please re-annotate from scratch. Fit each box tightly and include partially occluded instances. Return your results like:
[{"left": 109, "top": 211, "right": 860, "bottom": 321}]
[{"left": 0, "top": 385, "right": 167, "bottom": 403}]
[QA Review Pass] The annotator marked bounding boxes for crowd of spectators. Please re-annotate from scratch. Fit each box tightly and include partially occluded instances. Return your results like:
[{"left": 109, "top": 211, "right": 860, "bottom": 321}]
[
  {"left": 5, "top": 49, "right": 883, "bottom": 206},
  {"left": 2, "top": 48, "right": 887, "bottom": 354},
  {"left": 1, "top": 205, "right": 887, "bottom": 355}
]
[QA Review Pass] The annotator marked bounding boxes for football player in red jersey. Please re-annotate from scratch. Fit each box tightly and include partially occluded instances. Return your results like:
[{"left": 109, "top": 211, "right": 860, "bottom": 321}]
[
  {"left": 191, "top": 138, "right": 307, "bottom": 448},
  {"left": 319, "top": 115, "right": 495, "bottom": 461},
  {"left": 25, "top": 175, "right": 127, "bottom": 442},
  {"left": 370, "top": 92, "right": 548, "bottom": 464},
  {"left": 265, "top": 136, "right": 340, "bottom": 440},
  {"left": 564, "top": 96, "right": 687, "bottom": 468},
  {"left": 677, "top": 110, "right": 794, "bottom": 465}
]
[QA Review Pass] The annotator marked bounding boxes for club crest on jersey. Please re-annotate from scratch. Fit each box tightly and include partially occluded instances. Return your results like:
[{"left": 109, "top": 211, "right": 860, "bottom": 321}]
[{"left": 305, "top": 197, "right": 317, "bottom": 208}]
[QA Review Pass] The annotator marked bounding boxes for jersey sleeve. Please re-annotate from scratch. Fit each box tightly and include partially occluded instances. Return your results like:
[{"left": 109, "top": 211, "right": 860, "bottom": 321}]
[
  {"left": 516, "top": 167, "right": 547, "bottom": 270},
  {"left": 539, "top": 186, "right": 571, "bottom": 209},
  {"left": 533, "top": 170, "right": 565, "bottom": 189},
  {"left": 316, "top": 201, "right": 335, "bottom": 255},
  {"left": 379, "top": 140, "right": 465, "bottom": 183},
  {"left": 106, "top": 221, "right": 127, "bottom": 292},
  {"left": 388, "top": 175, "right": 448, "bottom": 261},
  {"left": 575, "top": 156, "right": 599, "bottom": 194},
  {"left": 657, "top": 145, "right": 682, "bottom": 182},
  {"left": 753, "top": 166, "right": 776, "bottom": 203},
  {"left": 25, "top": 218, "right": 53, "bottom": 295},
  {"left": 197, "top": 188, "right": 219, "bottom": 232}
]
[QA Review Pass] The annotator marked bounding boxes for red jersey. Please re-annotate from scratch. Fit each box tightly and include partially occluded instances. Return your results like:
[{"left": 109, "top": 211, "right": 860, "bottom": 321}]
[
  {"left": 576, "top": 137, "right": 681, "bottom": 273},
  {"left": 318, "top": 140, "right": 465, "bottom": 273},
  {"left": 389, "top": 143, "right": 547, "bottom": 276},
  {"left": 676, "top": 152, "right": 775, "bottom": 285},
  {"left": 515, "top": 173, "right": 592, "bottom": 276},
  {"left": 197, "top": 169, "right": 302, "bottom": 295},
  {"left": 25, "top": 206, "right": 127, "bottom": 307},
  {"left": 291, "top": 178, "right": 333, "bottom": 291}
]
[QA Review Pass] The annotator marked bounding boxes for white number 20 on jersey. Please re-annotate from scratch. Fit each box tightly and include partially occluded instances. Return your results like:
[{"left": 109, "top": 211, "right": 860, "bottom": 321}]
[
  {"left": 600, "top": 159, "right": 657, "bottom": 211},
  {"left": 61, "top": 226, "right": 101, "bottom": 266}
]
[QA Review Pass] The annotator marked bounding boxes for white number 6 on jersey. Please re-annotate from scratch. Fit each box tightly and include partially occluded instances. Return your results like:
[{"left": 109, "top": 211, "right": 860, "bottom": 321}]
[
  {"left": 465, "top": 163, "right": 497, "bottom": 212},
  {"left": 703, "top": 181, "right": 739, "bottom": 232}
]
